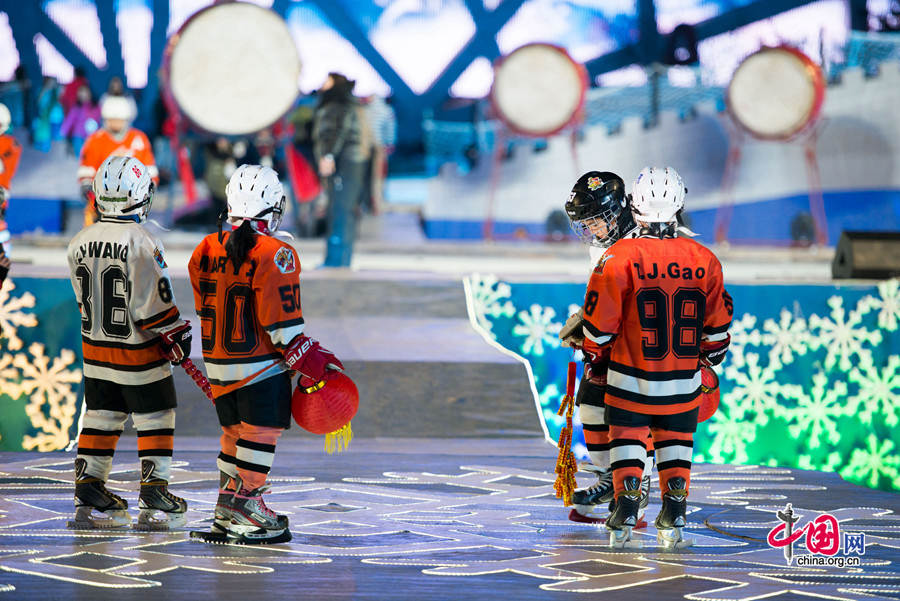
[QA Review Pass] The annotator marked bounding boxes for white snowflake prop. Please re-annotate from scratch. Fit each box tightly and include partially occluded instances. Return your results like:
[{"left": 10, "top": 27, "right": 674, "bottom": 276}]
[
  {"left": 860, "top": 278, "right": 900, "bottom": 331},
  {"left": 781, "top": 371, "right": 847, "bottom": 449},
  {"left": 848, "top": 354, "right": 900, "bottom": 427},
  {"left": 761, "top": 308, "right": 809, "bottom": 369},
  {"left": 0, "top": 278, "right": 81, "bottom": 451},
  {"left": 807, "top": 296, "right": 882, "bottom": 371},
  {"left": 466, "top": 274, "right": 515, "bottom": 338},
  {"left": 512, "top": 304, "right": 562, "bottom": 356},
  {"left": 0, "top": 278, "right": 38, "bottom": 351}
]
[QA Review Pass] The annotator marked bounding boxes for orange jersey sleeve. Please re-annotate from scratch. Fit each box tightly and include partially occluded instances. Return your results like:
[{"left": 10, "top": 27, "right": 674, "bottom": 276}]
[
  {"left": 582, "top": 236, "right": 731, "bottom": 415},
  {"left": 0, "top": 135, "right": 22, "bottom": 190}
]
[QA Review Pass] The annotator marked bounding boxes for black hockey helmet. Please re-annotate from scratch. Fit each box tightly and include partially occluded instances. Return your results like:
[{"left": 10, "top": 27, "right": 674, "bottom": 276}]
[{"left": 565, "top": 171, "right": 628, "bottom": 247}]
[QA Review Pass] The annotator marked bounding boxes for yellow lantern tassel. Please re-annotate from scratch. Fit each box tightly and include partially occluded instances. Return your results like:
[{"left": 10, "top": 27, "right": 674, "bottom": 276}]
[
  {"left": 553, "top": 362, "right": 578, "bottom": 507},
  {"left": 325, "top": 421, "right": 353, "bottom": 454}
]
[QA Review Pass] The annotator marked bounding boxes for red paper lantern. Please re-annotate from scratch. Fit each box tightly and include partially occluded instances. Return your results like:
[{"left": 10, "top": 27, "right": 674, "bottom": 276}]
[
  {"left": 698, "top": 365, "right": 720, "bottom": 423},
  {"left": 292, "top": 371, "right": 359, "bottom": 435}
]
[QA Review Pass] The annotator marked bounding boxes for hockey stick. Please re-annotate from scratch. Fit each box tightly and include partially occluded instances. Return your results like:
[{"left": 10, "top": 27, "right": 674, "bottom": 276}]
[{"left": 181, "top": 358, "right": 214, "bottom": 403}]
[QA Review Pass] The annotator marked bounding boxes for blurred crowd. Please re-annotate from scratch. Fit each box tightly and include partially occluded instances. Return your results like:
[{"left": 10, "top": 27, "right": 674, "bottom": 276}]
[{"left": 0, "top": 67, "right": 396, "bottom": 266}]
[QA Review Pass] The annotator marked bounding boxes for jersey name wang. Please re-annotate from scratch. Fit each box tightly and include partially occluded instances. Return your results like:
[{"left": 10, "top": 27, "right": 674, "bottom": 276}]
[{"left": 75, "top": 241, "right": 129, "bottom": 262}]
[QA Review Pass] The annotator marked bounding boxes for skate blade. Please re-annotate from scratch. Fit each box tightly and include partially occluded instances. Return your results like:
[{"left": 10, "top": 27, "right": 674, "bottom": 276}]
[
  {"left": 67, "top": 508, "right": 130, "bottom": 530},
  {"left": 569, "top": 508, "right": 606, "bottom": 524},
  {"left": 133, "top": 509, "right": 187, "bottom": 531},
  {"left": 227, "top": 528, "right": 292, "bottom": 545},
  {"left": 657, "top": 528, "right": 693, "bottom": 550},
  {"left": 608, "top": 527, "right": 642, "bottom": 549},
  {"left": 190, "top": 530, "right": 231, "bottom": 544}
]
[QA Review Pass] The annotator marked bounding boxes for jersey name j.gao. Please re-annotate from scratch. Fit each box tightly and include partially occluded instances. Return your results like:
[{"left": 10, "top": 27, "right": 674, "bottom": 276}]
[
  {"left": 633, "top": 261, "right": 706, "bottom": 281},
  {"left": 74, "top": 240, "right": 129, "bottom": 262}
]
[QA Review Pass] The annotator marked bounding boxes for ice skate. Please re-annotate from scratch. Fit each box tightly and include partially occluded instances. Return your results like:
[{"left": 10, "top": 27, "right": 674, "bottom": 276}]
[
  {"left": 655, "top": 477, "right": 693, "bottom": 549},
  {"left": 228, "top": 484, "right": 291, "bottom": 545},
  {"left": 191, "top": 472, "right": 236, "bottom": 544},
  {"left": 606, "top": 476, "right": 642, "bottom": 549},
  {"left": 67, "top": 459, "right": 130, "bottom": 529},
  {"left": 569, "top": 467, "right": 614, "bottom": 524},
  {"left": 638, "top": 475, "right": 651, "bottom": 521},
  {"left": 134, "top": 460, "right": 187, "bottom": 531}
]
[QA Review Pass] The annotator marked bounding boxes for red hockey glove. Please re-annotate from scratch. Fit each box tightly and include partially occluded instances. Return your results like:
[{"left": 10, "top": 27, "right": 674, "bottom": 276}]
[
  {"left": 160, "top": 322, "right": 192, "bottom": 365},
  {"left": 284, "top": 334, "right": 344, "bottom": 383}
]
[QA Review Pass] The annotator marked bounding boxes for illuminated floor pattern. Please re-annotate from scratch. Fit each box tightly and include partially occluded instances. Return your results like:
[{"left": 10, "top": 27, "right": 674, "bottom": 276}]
[{"left": 1, "top": 439, "right": 898, "bottom": 600}]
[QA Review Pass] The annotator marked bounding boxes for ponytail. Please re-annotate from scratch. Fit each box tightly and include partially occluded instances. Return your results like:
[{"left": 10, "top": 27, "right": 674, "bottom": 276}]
[{"left": 225, "top": 220, "right": 257, "bottom": 270}]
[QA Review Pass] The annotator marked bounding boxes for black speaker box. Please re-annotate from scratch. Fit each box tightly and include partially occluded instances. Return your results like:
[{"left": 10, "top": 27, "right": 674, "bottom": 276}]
[{"left": 832, "top": 231, "right": 900, "bottom": 279}]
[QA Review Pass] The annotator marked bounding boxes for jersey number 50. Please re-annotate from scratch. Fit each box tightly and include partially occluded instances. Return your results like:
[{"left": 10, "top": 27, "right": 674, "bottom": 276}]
[
  {"left": 197, "top": 278, "right": 258, "bottom": 354},
  {"left": 636, "top": 287, "right": 705, "bottom": 360}
]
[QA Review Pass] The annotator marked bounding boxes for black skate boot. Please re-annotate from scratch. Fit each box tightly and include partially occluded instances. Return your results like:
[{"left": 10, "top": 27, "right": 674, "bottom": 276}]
[
  {"left": 569, "top": 468, "right": 614, "bottom": 524},
  {"left": 134, "top": 460, "right": 187, "bottom": 531},
  {"left": 68, "top": 458, "right": 130, "bottom": 529},
  {"left": 656, "top": 477, "right": 692, "bottom": 549},
  {"left": 606, "top": 476, "right": 642, "bottom": 548},
  {"left": 228, "top": 485, "right": 291, "bottom": 545},
  {"left": 191, "top": 472, "right": 237, "bottom": 544},
  {"left": 638, "top": 475, "right": 651, "bottom": 521}
]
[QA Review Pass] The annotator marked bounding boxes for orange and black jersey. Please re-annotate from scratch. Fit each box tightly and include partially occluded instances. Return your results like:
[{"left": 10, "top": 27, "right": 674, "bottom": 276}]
[
  {"left": 582, "top": 235, "right": 732, "bottom": 415},
  {"left": 188, "top": 233, "right": 305, "bottom": 398}
]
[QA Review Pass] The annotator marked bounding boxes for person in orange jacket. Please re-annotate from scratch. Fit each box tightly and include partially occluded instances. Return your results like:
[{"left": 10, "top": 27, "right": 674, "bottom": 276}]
[
  {"left": 0, "top": 103, "right": 23, "bottom": 245},
  {"left": 77, "top": 96, "right": 157, "bottom": 225}
]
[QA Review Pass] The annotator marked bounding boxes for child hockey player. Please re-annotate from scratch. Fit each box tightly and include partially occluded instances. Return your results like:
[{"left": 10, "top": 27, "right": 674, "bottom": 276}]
[
  {"left": 67, "top": 155, "right": 191, "bottom": 530},
  {"left": 188, "top": 164, "right": 343, "bottom": 545},
  {"left": 579, "top": 167, "right": 731, "bottom": 548}
]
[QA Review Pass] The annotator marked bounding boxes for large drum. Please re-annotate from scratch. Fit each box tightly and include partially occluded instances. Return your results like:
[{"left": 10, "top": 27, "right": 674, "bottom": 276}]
[
  {"left": 726, "top": 45, "right": 825, "bottom": 141},
  {"left": 490, "top": 43, "right": 588, "bottom": 137},
  {"left": 163, "top": 2, "right": 302, "bottom": 135}
]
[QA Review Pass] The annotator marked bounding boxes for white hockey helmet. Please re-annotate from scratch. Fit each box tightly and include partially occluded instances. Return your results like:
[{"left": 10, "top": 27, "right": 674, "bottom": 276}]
[
  {"left": 93, "top": 155, "right": 155, "bottom": 222},
  {"left": 0, "top": 103, "right": 10, "bottom": 134},
  {"left": 630, "top": 166, "right": 686, "bottom": 224},
  {"left": 101, "top": 96, "right": 134, "bottom": 122},
  {"left": 225, "top": 164, "right": 285, "bottom": 235}
]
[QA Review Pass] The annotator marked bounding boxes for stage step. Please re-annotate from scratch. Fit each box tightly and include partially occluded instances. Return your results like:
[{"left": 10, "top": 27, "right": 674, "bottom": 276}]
[{"left": 151, "top": 276, "right": 540, "bottom": 438}]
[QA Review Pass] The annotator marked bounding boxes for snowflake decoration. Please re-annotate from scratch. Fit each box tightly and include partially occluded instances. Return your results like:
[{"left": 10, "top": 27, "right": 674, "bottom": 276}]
[
  {"left": 807, "top": 295, "right": 881, "bottom": 371},
  {"left": 512, "top": 304, "right": 561, "bottom": 356},
  {"left": 724, "top": 313, "right": 764, "bottom": 369},
  {"left": 14, "top": 343, "right": 82, "bottom": 452},
  {"left": 847, "top": 354, "right": 900, "bottom": 427},
  {"left": 860, "top": 278, "right": 900, "bottom": 331},
  {"left": 760, "top": 308, "right": 809, "bottom": 369},
  {"left": 797, "top": 451, "right": 842, "bottom": 472},
  {"left": 705, "top": 403, "right": 756, "bottom": 463},
  {"left": 723, "top": 353, "right": 794, "bottom": 425},
  {"left": 466, "top": 274, "right": 515, "bottom": 338},
  {"left": 538, "top": 381, "right": 566, "bottom": 432},
  {"left": 781, "top": 371, "right": 847, "bottom": 449},
  {"left": 0, "top": 278, "right": 38, "bottom": 351},
  {"left": 840, "top": 434, "right": 900, "bottom": 489}
]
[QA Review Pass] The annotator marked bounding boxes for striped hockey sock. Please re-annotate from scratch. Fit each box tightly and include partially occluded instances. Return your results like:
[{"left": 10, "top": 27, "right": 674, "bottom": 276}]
[
  {"left": 217, "top": 424, "right": 242, "bottom": 490},
  {"left": 652, "top": 428, "right": 693, "bottom": 497},
  {"left": 234, "top": 423, "right": 283, "bottom": 491},
  {"left": 579, "top": 402, "right": 610, "bottom": 470},
  {"left": 133, "top": 409, "right": 175, "bottom": 481},
  {"left": 76, "top": 410, "right": 128, "bottom": 480},
  {"left": 609, "top": 425, "right": 649, "bottom": 499}
]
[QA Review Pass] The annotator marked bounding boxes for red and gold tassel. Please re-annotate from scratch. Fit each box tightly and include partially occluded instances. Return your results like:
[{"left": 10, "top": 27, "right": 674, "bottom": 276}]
[{"left": 553, "top": 362, "right": 578, "bottom": 506}]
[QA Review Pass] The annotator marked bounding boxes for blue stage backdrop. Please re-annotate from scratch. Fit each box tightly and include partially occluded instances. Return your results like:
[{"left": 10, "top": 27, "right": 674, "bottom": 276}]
[{"left": 464, "top": 275, "right": 900, "bottom": 493}]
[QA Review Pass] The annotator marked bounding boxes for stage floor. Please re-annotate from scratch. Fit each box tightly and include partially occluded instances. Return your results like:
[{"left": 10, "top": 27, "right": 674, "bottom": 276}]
[{"left": 1, "top": 438, "right": 898, "bottom": 600}]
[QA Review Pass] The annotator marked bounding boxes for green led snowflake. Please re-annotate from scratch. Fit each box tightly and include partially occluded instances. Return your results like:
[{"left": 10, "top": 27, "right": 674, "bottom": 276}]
[
  {"left": 840, "top": 434, "right": 900, "bottom": 489},
  {"left": 808, "top": 296, "right": 882, "bottom": 371},
  {"left": 466, "top": 274, "right": 515, "bottom": 338},
  {"left": 848, "top": 354, "right": 900, "bottom": 427},
  {"left": 781, "top": 371, "right": 847, "bottom": 449}
]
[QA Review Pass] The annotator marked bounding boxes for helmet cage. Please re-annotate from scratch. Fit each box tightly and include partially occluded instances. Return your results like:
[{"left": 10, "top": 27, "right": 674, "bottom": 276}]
[{"left": 569, "top": 205, "right": 621, "bottom": 247}]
